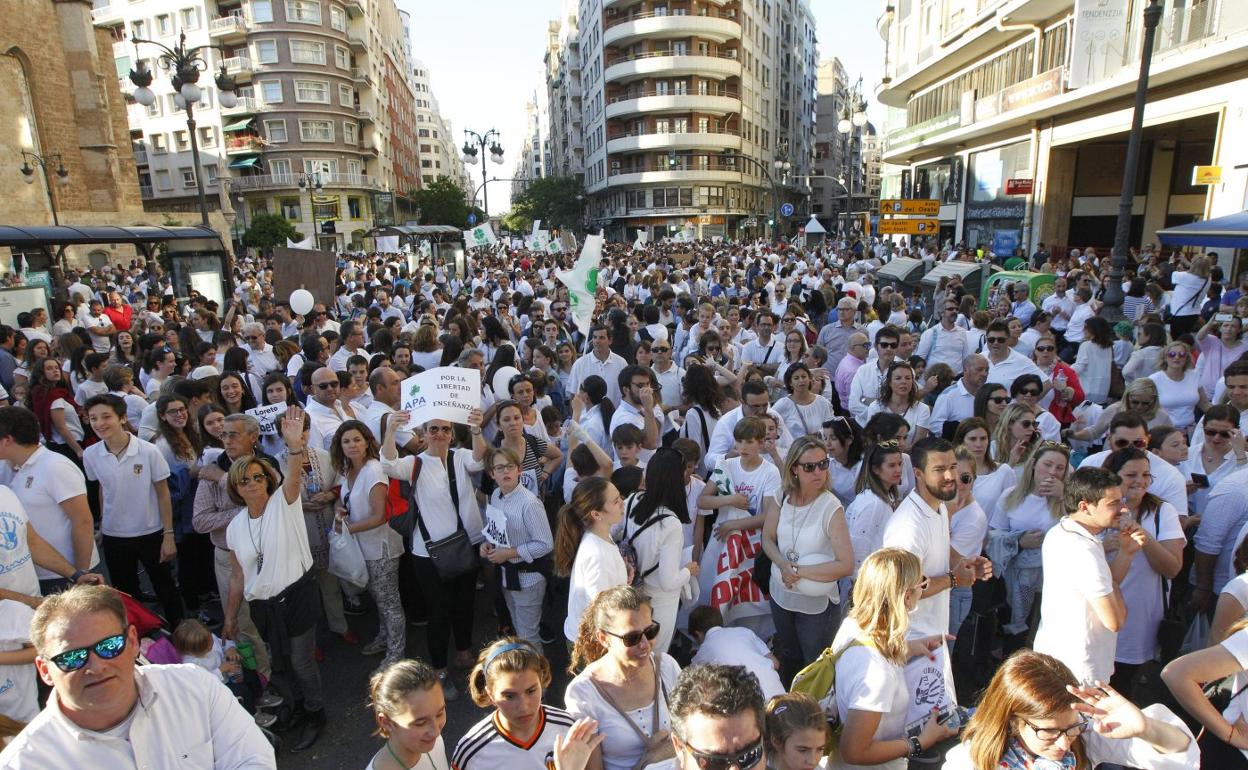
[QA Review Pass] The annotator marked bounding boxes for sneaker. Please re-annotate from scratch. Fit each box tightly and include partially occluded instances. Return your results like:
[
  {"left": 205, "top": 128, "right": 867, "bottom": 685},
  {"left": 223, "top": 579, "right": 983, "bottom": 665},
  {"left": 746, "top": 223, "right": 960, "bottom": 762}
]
[
  {"left": 438, "top": 672, "right": 459, "bottom": 702},
  {"left": 343, "top": 595, "right": 367, "bottom": 616},
  {"left": 538, "top": 623, "right": 557, "bottom": 644},
  {"left": 256, "top": 691, "right": 285, "bottom": 710},
  {"left": 362, "top": 637, "right": 387, "bottom": 656},
  {"left": 255, "top": 712, "right": 278, "bottom": 729}
]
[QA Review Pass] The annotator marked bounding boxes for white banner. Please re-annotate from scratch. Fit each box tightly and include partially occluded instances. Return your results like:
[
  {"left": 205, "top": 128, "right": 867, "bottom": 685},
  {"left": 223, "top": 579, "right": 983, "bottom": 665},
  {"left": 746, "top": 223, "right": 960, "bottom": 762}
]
[
  {"left": 400, "top": 366, "right": 481, "bottom": 425},
  {"left": 464, "top": 223, "right": 498, "bottom": 248},
  {"left": 902, "top": 644, "right": 957, "bottom": 731},
  {"left": 245, "top": 402, "right": 285, "bottom": 436},
  {"left": 1068, "top": 0, "right": 1129, "bottom": 89}
]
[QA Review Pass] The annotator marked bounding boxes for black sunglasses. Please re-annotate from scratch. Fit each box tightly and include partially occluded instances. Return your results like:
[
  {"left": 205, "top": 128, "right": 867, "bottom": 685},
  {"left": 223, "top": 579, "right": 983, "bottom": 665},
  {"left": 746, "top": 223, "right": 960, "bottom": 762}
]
[
  {"left": 1019, "top": 388, "right": 1041, "bottom": 397},
  {"left": 986, "top": 336, "right": 1008, "bottom": 344},
  {"left": 959, "top": 472, "right": 974, "bottom": 484},
  {"left": 681, "top": 737, "right": 765, "bottom": 770},
  {"left": 603, "top": 621, "right": 661, "bottom": 647},
  {"left": 797, "top": 458, "right": 831, "bottom": 473},
  {"left": 48, "top": 632, "right": 127, "bottom": 672},
  {"left": 1035, "top": 345, "right": 1056, "bottom": 352},
  {"left": 1205, "top": 428, "right": 1233, "bottom": 439},
  {"left": 877, "top": 341, "right": 897, "bottom": 349},
  {"left": 316, "top": 381, "right": 339, "bottom": 390},
  {"left": 988, "top": 396, "right": 1011, "bottom": 404}
]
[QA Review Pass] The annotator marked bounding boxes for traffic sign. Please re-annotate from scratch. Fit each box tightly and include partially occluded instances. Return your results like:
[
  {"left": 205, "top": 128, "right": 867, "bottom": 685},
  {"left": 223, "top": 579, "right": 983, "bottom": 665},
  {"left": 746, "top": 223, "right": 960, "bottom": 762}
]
[
  {"left": 780, "top": 203, "right": 795, "bottom": 217},
  {"left": 1192, "top": 166, "right": 1222, "bottom": 185},
  {"left": 467, "top": 213, "right": 478, "bottom": 226},
  {"left": 876, "top": 218, "right": 939, "bottom": 235},
  {"left": 879, "top": 199, "right": 940, "bottom": 216},
  {"left": 1005, "top": 179, "right": 1034, "bottom": 195}
]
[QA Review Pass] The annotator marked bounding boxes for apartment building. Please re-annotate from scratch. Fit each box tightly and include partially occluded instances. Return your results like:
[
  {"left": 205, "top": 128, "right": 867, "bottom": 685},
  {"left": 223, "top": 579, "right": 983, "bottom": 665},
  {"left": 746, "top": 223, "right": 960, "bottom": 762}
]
[
  {"left": 95, "top": 0, "right": 424, "bottom": 251},
  {"left": 875, "top": 0, "right": 1248, "bottom": 264},
  {"left": 813, "top": 57, "right": 881, "bottom": 232},
  {"left": 574, "top": 0, "right": 818, "bottom": 241},
  {"left": 411, "top": 60, "right": 471, "bottom": 196},
  {"left": 545, "top": 3, "right": 587, "bottom": 181}
]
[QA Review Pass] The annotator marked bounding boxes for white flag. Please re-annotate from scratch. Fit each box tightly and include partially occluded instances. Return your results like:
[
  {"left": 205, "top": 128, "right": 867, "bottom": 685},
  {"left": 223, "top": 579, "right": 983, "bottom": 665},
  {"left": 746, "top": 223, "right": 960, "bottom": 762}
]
[
  {"left": 557, "top": 234, "right": 603, "bottom": 336},
  {"left": 463, "top": 223, "right": 497, "bottom": 248}
]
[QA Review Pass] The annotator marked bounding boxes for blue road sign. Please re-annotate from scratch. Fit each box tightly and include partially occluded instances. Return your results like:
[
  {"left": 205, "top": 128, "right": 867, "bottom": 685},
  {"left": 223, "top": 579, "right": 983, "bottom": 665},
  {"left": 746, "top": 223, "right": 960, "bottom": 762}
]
[
  {"left": 467, "top": 213, "right": 478, "bottom": 226},
  {"left": 780, "top": 203, "right": 795, "bottom": 217}
]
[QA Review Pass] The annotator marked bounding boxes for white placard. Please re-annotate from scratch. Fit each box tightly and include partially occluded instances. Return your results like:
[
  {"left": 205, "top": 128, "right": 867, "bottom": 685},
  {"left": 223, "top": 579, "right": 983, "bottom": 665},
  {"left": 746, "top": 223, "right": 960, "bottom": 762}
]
[
  {"left": 245, "top": 402, "right": 286, "bottom": 436},
  {"left": 189, "top": 270, "right": 224, "bottom": 311},
  {"left": 0, "top": 287, "right": 50, "bottom": 329},
  {"left": 903, "top": 643, "right": 956, "bottom": 731},
  {"left": 482, "top": 504, "right": 510, "bottom": 547},
  {"left": 400, "top": 366, "right": 480, "bottom": 425}
]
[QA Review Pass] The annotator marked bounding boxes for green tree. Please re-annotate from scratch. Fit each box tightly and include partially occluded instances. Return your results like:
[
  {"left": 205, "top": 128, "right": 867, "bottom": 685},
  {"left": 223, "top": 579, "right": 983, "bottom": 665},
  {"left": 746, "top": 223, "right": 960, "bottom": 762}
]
[
  {"left": 510, "top": 176, "right": 585, "bottom": 230},
  {"left": 243, "top": 212, "right": 300, "bottom": 252},
  {"left": 413, "top": 176, "right": 472, "bottom": 227},
  {"left": 501, "top": 211, "right": 529, "bottom": 234}
]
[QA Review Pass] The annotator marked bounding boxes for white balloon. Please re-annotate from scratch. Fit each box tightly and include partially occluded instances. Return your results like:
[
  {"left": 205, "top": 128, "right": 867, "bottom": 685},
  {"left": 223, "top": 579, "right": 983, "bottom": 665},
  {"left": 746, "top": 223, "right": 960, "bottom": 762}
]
[
  {"left": 492, "top": 366, "right": 521, "bottom": 397},
  {"left": 791, "top": 554, "right": 840, "bottom": 598},
  {"left": 290, "top": 289, "right": 315, "bottom": 316}
]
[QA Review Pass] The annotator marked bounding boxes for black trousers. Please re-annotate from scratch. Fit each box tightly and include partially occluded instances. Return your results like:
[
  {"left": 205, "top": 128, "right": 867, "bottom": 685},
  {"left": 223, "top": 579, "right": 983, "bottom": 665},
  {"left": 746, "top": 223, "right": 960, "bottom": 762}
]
[
  {"left": 101, "top": 531, "right": 183, "bottom": 624},
  {"left": 176, "top": 531, "right": 216, "bottom": 611},
  {"left": 411, "top": 555, "right": 477, "bottom": 669}
]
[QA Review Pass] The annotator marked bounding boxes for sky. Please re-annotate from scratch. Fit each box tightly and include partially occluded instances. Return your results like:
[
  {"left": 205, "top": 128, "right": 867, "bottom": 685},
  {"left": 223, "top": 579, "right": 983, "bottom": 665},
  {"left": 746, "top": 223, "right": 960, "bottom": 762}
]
[{"left": 396, "top": 0, "right": 885, "bottom": 211}]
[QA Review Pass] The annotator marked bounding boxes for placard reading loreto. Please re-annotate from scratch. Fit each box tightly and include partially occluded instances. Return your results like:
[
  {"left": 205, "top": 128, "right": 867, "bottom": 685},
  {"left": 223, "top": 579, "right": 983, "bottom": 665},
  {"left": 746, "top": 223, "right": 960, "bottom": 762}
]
[{"left": 400, "top": 367, "right": 480, "bottom": 425}]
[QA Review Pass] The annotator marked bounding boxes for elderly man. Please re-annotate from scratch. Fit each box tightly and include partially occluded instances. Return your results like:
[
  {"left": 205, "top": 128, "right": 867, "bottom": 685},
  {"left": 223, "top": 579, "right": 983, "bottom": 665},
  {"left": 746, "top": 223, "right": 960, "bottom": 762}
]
[
  {"left": 817, "top": 296, "right": 861, "bottom": 375},
  {"left": 192, "top": 413, "right": 273, "bottom": 678},
  {"left": 361, "top": 366, "right": 421, "bottom": 452},
  {"left": 1010, "top": 282, "right": 1037, "bottom": 327},
  {"left": 241, "top": 322, "right": 279, "bottom": 376},
  {"left": 834, "top": 331, "right": 869, "bottom": 414},
  {"left": 0, "top": 585, "right": 274, "bottom": 768},
  {"left": 306, "top": 366, "right": 351, "bottom": 448},
  {"left": 929, "top": 354, "right": 988, "bottom": 439}
]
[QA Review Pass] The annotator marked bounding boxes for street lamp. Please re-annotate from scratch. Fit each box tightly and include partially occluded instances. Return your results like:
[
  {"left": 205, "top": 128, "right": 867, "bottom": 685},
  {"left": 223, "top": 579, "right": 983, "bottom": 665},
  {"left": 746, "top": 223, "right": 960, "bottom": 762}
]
[
  {"left": 130, "top": 31, "right": 239, "bottom": 228},
  {"left": 298, "top": 173, "right": 324, "bottom": 248},
  {"left": 462, "top": 129, "right": 504, "bottom": 219},
  {"left": 836, "top": 79, "right": 868, "bottom": 237},
  {"left": 19, "top": 151, "right": 70, "bottom": 226},
  {"left": 1102, "top": 0, "right": 1164, "bottom": 321}
]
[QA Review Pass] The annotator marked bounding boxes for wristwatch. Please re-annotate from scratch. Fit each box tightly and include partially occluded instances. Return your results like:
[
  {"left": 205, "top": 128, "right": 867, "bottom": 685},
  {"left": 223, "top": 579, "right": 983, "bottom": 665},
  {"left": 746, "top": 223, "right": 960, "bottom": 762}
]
[
  {"left": 69, "top": 569, "right": 88, "bottom": 583},
  {"left": 908, "top": 735, "right": 924, "bottom": 757}
]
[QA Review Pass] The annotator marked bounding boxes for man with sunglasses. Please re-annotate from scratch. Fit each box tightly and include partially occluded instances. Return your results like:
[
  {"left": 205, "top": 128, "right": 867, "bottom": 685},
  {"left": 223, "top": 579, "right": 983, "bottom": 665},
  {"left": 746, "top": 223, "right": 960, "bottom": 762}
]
[
  {"left": 1075, "top": 413, "right": 1187, "bottom": 517},
  {"left": 667, "top": 664, "right": 766, "bottom": 770},
  {"left": 848, "top": 325, "right": 902, "bottom": 427},
  {"left": 981, "top": 319, "right": 1045, "bottom": 392},
  {"left": 916, "top": 298, "right": 970, "bottom": 375},
  {"left": 306, "top": 367, "right": 353, "bottom": 450},
  {"left": 241, "top": 322, "right": 278, "bottom": 376},
  {"left": 1, "top": 584, "right": 274, "bottom": 768}
]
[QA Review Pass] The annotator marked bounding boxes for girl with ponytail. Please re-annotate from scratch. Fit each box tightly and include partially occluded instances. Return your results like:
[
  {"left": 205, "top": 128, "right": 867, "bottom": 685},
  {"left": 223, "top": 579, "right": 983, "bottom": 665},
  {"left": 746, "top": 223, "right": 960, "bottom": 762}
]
[{"left": 553, "top": 476, "right": 628, "bottom": 643}]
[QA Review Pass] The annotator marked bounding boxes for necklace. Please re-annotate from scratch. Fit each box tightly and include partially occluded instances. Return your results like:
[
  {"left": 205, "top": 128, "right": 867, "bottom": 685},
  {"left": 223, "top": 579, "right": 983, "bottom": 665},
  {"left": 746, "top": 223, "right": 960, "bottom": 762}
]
[
  {"left": 245, "top": 512, "right": 264, "bottom": 573},
  {"left": 784, "top": 492, "right": 820, "bottom": 563},
  {"left": 386, "top": 740, "right": 416, "bottom": 770}
]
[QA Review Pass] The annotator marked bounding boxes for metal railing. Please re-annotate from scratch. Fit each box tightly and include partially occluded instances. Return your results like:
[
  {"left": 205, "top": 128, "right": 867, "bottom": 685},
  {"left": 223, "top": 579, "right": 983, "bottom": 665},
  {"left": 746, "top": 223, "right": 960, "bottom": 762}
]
[
  {"left": 138, "top": 184, "right": 154, "bottom": 198},
  {"left": 208, "top": 16, "right": 248, "bottom": 35},
  {"left": 221, "top": 96, "right": 260, "bottom": 113},
  {"left": 608, "top": 162, "right": 744, "bottom": 176},
  {"left": 604, "top": 10, "right": 739, "bottom": 30},
  {"left": 133, "top": 148, "right": 148, "bottom": 165},
  {"left": 606, "top": 49, "right": 739, "bottom": 67},
  {"left": 222, "top": 56, "right": 253, "bottom": 74},
  {"left": 607, "top": 127, "right": 740, "bottom": 140},
  {"left": 228, "top": 172, "right": 379, "bottom": 191},
  {"left": 608, "top": 87, "right": 739, "bottom": 103}
]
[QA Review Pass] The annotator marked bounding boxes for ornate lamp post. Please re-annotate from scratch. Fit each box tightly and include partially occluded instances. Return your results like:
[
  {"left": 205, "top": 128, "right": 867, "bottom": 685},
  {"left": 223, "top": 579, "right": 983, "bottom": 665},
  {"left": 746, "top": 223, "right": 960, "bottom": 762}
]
[
  {"left": 19, "top": 152, "right": 70, "bottom": 226},
  {"left": 836, "top": 77, "right": 869, "bottom": 236},
  {"left": 129, "top": 31, "right": 240, "bottom": 228},
  {"left": 462, "top": 129, "right": 504, "bottom": 218}
]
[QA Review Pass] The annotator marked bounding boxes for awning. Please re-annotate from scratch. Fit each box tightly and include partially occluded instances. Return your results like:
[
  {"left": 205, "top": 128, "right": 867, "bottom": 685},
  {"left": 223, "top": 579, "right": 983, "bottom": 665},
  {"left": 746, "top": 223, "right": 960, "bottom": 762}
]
[
  {"left": 227, "top": 156, "right": 261, "bottom": 169},
  {"left": 222, "top": 119, "right": 255, "bottom": 132},
  {"left": 1157, "top": 210, "right": 1248, "bottom": 249}
]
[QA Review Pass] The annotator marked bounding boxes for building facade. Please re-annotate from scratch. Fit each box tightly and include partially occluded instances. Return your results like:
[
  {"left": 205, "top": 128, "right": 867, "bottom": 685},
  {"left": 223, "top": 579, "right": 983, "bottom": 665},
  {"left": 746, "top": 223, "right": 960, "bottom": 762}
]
[
  {"left": 574, "top": 0, "right": 818, "bottom": 242},
  {"left": 411, "top": 59, "right": 470, "bottom": 196},
  {"left": 875, "top": 0, "right": 1248, "bottom": 264},
  {"left": 545, "top": 3, "right": 587, "bottom": 181}
]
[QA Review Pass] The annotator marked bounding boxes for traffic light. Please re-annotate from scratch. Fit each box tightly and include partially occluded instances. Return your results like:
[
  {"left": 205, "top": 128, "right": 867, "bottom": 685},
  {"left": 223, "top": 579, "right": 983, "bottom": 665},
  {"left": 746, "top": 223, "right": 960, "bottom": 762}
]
[{"left": 767, "top": 218, "right": 775, "bottom": 227}]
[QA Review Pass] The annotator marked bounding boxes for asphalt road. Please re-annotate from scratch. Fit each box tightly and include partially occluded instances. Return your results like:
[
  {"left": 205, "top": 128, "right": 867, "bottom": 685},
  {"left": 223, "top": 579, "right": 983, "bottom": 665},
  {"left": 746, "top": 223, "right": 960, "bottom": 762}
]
[{"left": 274, "top": 584, "right": 575, "bottom": 770}]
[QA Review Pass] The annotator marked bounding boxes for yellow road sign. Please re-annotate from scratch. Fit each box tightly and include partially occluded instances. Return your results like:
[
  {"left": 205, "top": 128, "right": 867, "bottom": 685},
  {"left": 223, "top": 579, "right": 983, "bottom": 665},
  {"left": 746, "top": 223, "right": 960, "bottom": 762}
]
[
  {"left": 876, "top": 218, "right": 940, "bottom": 235},
  {"left": 879, "top": 199, "right": 940, "bottom": 216}
]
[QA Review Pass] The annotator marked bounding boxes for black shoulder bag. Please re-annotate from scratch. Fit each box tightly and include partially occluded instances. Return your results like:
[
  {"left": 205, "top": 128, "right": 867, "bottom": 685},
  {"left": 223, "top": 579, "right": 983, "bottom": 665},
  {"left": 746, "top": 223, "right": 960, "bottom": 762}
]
[{"left": 414, "top": 449, "right": 478, "bottom": 579}]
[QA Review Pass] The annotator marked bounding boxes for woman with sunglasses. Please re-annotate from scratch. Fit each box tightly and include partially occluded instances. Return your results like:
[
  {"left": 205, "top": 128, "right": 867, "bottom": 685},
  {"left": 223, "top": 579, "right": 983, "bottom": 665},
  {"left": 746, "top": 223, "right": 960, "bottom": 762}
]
[
  {"left": 844, "top": 439, "right": 904, "bottom": 585},
  {"left": 1148, "top": 341, "right": 1208, "bottom": 432},
  {"left": 954, "top": 418, "right": 1016, "bottom": 523},
  {"left": 989, "top": 403, "right": 1040, "bottom": 470},
  {"left": 696, "top": 331, "right": 740, "bottom": 388},
  {"left": 564, "top": 586, "right": 681, "bottom": 770},
  {"left": 774, "top": 363, "right": 833, "bottom": 442},
  {"left": 989, "top": 442, "right": 1070, "bottom": 640},
  {"left": 1122, "top": 323, "right": 1167, "bottom": 385},
  {"left": 761, "top": 437, "right": 854, "bottom": 685},
  {"left": 1009, "top": 375, "right": 1061, "bottom": 441},
  {"left": 945, "top": 650, "right": 1194, "bottom": 770},
  {"left": 1065, "top": 379, "right": 1172, "bottom": 445},
  {"left": 223, "top": 405, "right": 328, "bottom": 751},
  {"left": 829, "top": 548, "right": 955, "bottom": 769},
  {"left": 865, "top": 361, "right": 930, "bottom": 449},
  {"left": 1181, "top": 404, "right": 1247, "bottom": 515},
  {"left": 1100, "top": 447, "right": 1185, "bottom": 699},
  {"left": 973, "top": 383, "right": 1011, "bottom": 437}
]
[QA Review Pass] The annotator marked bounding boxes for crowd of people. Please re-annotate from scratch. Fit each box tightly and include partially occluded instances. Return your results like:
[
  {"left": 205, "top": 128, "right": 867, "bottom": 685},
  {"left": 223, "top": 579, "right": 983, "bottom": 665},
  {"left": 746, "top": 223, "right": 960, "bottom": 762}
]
[{"left": 0, "top": 233, "right": 1246, "bottom": 769}]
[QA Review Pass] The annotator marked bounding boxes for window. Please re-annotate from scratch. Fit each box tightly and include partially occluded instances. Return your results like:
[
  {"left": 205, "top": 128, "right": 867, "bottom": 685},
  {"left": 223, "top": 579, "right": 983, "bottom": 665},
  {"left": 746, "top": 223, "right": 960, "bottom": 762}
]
[
  {"left": 174, "top": 130, "right": 190, "bottom": 151},
  {"left": 203, "top": 165, "right": 218, "bottom": 185},
  {"left": 198, "top": 127, "right": 215, "bottom": 147},
  {"left": 294, "top": 80, "right": 329, "bottom": 103},
  {"left": 289, "top": 39, "right": 325, "bottom": 65},
  {"left": 627, "top": 190, "right": 647, "bottom": 209},
  {"left": 130, "top": 19, "right": 145, "bottom": 38},
  {"left": 151, "top": 134, "right": 168, "bottom": 154},
  {"left": 338, "top": 83, "right": 352, "bottom": 106},
  {"left": 254, "top": 39, "right": 278, "bottom": 64},
  {"left": 179, "top": 166, "right": 196, "bottom": 187},
  {"left": 146, "top": 99, "right": 163, "bottom": 118},
  {"left": 419, "top": 143, "right": 431, "bottom": 152},
  {"left": 259, "top": 80, "right": 282, "bottom": 103},
  {"left": 251, "top": 0, "right": 273, "bottom": 22},
  {"left": 155, "top": 14, "right": 172, "bottom": 35},
  {"left": 304, "top": 159, "right": 338, "bottom": 174},
  {"left": 269, "top": 158, "right": 293, "bottom": 179},
  {"left": 330, "top": 5, "right": 346, "bottom": 31},
  {"left": 334, "top": 45, "right": 349, "bottom": 69},
  {"left": 285, "top": 0, "right": 321, "bottom": 24},
  {"left": 300, "top": 119, "right": 334, "bottom": 142},
  {"left": 179, "top": 8, "right": 199, "bottom": 30},
  {"left": 263, "top": 119, "right": 288, "bottom": 143},
  {"left": 343, "top": 121, "right": 357, "bottom": 144},
  {"left": 345, "top": 159, "right": 361, "bottom": 176},
  {"left": 418, "top": 128, "right": 430, "bottom": 137},
  {"left": 155, "top": 169, "right": 173, "bottom": 190},
  {"left": 347, "top": 197, "right": 362, "bottom": 218},
  {"left": 280, "top": 198, "right": 302, "bottom": 220}
]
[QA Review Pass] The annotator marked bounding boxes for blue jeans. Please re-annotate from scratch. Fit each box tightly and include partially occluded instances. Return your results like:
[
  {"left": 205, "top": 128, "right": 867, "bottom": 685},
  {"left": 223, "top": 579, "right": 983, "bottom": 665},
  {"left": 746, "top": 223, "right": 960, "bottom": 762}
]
[
  {"left": 949, "top": 586, "right": 974, "bottom": 636},
  {"left": 770, "top": 597, "right": 840, "bottom": 686}
]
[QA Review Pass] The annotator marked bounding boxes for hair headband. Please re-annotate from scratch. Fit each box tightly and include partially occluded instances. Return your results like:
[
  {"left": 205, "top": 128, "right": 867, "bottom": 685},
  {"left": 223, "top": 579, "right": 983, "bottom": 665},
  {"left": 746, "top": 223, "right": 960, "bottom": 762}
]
[{"left": 483, "top": 642, "right": 528, "bottom": 670}]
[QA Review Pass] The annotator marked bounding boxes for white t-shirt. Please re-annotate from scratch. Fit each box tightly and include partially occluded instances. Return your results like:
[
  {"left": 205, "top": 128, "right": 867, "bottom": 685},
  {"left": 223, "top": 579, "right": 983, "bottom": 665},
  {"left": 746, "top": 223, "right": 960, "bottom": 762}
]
[
  {"left": 0, "top": 599, "right": 37, "bottom": 723},
  {"left": 49, "top": 398, "right": 84, "bottom": 444},
  {"left": 1149, "top": 369, "right": 1202, "bottom": 430},
  {"left": 225, "top": 491, "right": 313, "bottom": 601},
  {"left": 710, "top": 456, "right": 781, "bottom": 516},
  {"left": 380, "top": 450, "right": 485, "bottom": 558},
  {"left": 770, "top": 491, "right": 844, "bottom": 612},
  {"left": 365, "top": 735, "right": 448, "bottom": 770},
  {"left": 1219, "top": 627, "right": 1248, "bottom": 723},
  {"left": 0, "top": 488, "right": 40, "bottom": 598},
  {"left": 881, "top": 490, "right": 951, "bottom": 637},
  {"left": 692, "top": 626, "right": 785, "bottom": 701},
  {"left": 341, "top": 459, "right": 403, "bottom": 561},
  {"left": 1033, "top": 518, "right": 1117, "bottom": 683},
  {"left": 1116, "top": 502, "right": 1185, "bottom": 665},
  {"left": 564, "top": 532, "right": 628, "bottom": 641},
  {"left": 0, "top": 446, "right": 96, "bottom": 580},
  {"left": 830, "top": 617, "right": 908, "bottom": 770},
  {"left": 972, "top": 465, "right": 1016, "bottom": 523},
  {"left": 949, "top": 501, "right": 988, "bottom": 560},
  {"left": 989, "top": 489, "right": 1059, "bottom": 539},
  {"left": 844, "top": 490, "right": 896, "bottom": 578},
  {"left": 83, "top": 436, "right": 171, "bottom": 538}
]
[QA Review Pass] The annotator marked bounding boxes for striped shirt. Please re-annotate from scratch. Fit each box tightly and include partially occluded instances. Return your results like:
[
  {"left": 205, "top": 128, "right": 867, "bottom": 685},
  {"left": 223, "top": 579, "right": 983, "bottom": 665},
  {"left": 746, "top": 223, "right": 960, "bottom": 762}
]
[
  {"left": 483, "top": 484, "right": 554, "bottom": 589},
  {"left": 452, "top": 705, "right": 576, "bottom": 770}
]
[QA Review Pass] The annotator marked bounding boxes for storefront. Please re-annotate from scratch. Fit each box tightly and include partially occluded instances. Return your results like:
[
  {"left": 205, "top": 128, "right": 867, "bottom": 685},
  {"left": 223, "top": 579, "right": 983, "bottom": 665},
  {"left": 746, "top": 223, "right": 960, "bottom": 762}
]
[{"left": 965, "top": 140, "right": 1031, "bottom": 257}]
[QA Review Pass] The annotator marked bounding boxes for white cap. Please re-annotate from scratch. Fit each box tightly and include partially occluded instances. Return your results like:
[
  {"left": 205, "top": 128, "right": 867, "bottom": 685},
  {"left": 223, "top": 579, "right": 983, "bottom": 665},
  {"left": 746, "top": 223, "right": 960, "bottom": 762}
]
[{"left": 191, "top": 365, "right": 220, "bottom": 380}]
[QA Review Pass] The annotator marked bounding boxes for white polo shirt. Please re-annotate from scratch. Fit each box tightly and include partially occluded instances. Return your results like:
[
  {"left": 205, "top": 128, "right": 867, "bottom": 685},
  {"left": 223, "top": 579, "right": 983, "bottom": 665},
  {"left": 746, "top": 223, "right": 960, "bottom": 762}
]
[
  {"left": 0, "top": 447, "right": 96, "bottom": 580},
  {"left": 83, "top": 435, "right": 170, "bottom": 538},
  {"left": 881, "top": 489, "right": 952, "bottom": 637},
  {"left": 1033, "top": 518, "right": 1117, "bottom": 683},
  {"left": 929, "top": 380, "right": 977, "bottom": 438},
  {"left": 0, "top": 486, "right": 40, "bottom": 598},
  {"left": 984, "top": 350, "right": 1044, "bottom": 391}
]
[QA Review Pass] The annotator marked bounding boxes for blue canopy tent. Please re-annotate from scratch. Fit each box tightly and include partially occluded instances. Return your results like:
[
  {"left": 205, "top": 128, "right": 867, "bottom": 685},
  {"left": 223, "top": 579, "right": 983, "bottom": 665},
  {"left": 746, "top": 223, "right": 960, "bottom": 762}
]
[{"left": 1157, "top": 210, "right": 1248, "bottom": 248}]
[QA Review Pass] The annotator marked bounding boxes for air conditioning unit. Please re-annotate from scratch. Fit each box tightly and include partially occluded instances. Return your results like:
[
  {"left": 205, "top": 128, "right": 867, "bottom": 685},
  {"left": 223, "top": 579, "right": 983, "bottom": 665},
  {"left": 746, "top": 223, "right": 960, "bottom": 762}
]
[{"left": 610, "top": 160, "right": 621, "bottom": 169}]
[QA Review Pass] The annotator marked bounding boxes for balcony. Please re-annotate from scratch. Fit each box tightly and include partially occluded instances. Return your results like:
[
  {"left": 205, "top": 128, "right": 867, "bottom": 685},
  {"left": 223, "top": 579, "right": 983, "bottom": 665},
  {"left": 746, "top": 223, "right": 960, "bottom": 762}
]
[
  {"left": 604, "top": 13, "right": 739, "bottom": 47},
  {"left": 604, "top": 51, "right": 741, "bottom": 84},
  {"left": 605, "top": 89, "right": 739, "bottom": 119},
  {"left": 221, "top": 56, "right": 253, "bottom": 81},
  {"left": 361, "top": 140, "right": 379, "bottom": 155},
  {"left": 132, "top": 148, "right": 149, "bottom": 165},
  {"left": 91, "top": 3, "right": 123, "bottom": 27},
  {"left": 139, "top": 184, "right": 154, "bottom": 198},
  {"left": 207, "top": 15, "right": 249, "bottom": 42},
  {"left": 228, "top": 172, "right": 381, "bottom": 191},
  {"left": 606, "top": 166, "right": 744, "bottom": 187},
  {"left": 224, "top": 135, "right": 267, "bottom": 155},
  {"left": 348, "top": 31, "right": 366, "bottom": 51},
  {"left": 221, "top": 96, "right": 261, "bottom": 115},
  {"left": 343, "top": 0, "right": 364, "bottom": 17},
  {"left": 351, "top": 67, "right": 372, "bottom": 87},
  {"left": 606, "top": 128, "right": 740, "bottom": 154},
  {"left": 357, "top": 108, "right": 375, "bottom": 123}
]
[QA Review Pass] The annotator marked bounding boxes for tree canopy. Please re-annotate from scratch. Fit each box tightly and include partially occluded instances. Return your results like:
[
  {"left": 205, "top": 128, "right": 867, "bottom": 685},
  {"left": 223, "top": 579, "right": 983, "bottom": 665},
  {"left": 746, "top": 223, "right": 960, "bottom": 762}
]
[
  {"left": 510, "top": 176, "right": 585, "bottom": 230},
  {"left": 243, "top": 212, "right": 300, "bottom": 251},
  {"left": 412, "top": 176, "right": 475, "bottom": 227}
]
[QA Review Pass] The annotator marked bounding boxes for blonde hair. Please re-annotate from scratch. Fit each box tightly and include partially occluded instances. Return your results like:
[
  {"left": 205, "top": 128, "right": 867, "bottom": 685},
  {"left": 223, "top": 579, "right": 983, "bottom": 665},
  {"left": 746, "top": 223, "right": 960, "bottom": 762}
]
[
  {"left": 1001, "top": 443, "right": 1070, "bottom": 519},
  {"left": 1118, "top": 378, "right": 1162, "bottom": 420},
  {"left": 171, "top": 618, "right": 214, "bottom": 657},
  {"left": 780, "top": 436, "right": 829, "bottom": 498},
  {"left": 990, "top": 403, "right": 1038, "bottom": 466},
  {"left": 226, "top": 455, "right": 278, "bottom": 506},
  {"left": 468, "top": 637, "right": 553, "bottom": 707},
  {"left": 764, "top": 692, "right": 827, "bottom": 752},
  {"left": 30, "top": 584, "right": 127, "bottom": 654},
  {"left": 1156, "top": 341, "right": 1193, "bottom": 373},
  {"left": 569, "top": 585, "right": 650, "bottom": 673},
  {"left": 368, "top": 658, "right": 440, "bottom": 738},
  {"left": 848, "top": 548, "right": 921, "bottom": 665}
]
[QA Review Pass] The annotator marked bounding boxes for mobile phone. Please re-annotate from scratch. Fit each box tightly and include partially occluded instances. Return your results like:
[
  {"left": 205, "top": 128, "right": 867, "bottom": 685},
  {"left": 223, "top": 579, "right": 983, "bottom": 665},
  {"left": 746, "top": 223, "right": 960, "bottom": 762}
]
[
  {"left": 1217, "top": 313, "right": 1235, "bottom": 323},
  {"left": 1191, "top": 473, "right": 1210, "bottom": 488}
]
